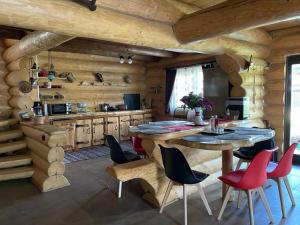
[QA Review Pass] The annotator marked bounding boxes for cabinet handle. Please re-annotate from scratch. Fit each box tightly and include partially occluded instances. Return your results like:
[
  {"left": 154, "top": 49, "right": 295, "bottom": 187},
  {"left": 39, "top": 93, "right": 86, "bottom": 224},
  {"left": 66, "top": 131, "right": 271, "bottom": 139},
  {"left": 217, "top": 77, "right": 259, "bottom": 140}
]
[
  {"left": 93, "top": 122, "right": 105, "bottom": 125},
  {"left": 121, "top": 120, "right": 130, "bottom": 122},
  {"left": 76, "top": 124, "right": 90, "bottom": 128},
  {"left": 76, "top": 141, "right": 90, "bottom": 145},
  {"left": 92, "top": 127, "right": 95, "bottom": 133},
  {"left": 93, "top": 138, "right": 104, "bottom": 142},
  {"left": 115, "top": 125, "right": 118, "bottom": 130},
  {"left": 87, "top": 128, "right": 91, "bottom": 134}
]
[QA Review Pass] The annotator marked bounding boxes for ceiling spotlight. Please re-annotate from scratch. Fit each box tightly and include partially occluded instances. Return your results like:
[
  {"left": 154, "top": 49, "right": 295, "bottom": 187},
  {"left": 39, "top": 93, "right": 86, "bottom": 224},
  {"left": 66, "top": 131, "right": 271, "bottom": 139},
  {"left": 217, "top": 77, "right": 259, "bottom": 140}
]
[
  {"left": 119, "top": 56, "right": 125, "bottom": 64},
  {"left": 128, "top": 56, "right": 133, "bottom": 65}
]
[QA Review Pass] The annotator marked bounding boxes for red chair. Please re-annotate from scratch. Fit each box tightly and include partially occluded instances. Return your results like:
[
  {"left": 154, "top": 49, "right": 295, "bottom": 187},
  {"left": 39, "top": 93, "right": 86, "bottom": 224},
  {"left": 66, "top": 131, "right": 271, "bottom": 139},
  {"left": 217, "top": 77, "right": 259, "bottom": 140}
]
[
  {"left": 267, "top": 143, "right": 297, "bottom": 218},
  {"left": 131, "top": 136, "right": 146, "bottom": 156},
  {"left": 218, "top": 149, "right": 277, "bottom": 225}
]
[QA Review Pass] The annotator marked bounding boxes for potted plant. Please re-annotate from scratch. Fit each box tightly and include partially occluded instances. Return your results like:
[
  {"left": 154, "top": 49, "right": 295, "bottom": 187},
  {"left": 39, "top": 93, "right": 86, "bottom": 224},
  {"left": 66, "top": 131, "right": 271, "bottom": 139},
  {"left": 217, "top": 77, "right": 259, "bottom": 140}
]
[{"left": 180, "top": 92, "right": 213, "bottom": 125}]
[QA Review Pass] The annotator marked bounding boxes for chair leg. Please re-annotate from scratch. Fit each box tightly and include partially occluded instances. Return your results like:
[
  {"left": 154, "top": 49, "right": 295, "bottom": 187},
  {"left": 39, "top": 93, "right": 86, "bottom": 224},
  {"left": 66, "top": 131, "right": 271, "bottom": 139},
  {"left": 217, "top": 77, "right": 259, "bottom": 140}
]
[
  {"left": 237, "top": 190, "right": 242, "bottom": 209},
  {"left": 159, "top": 181, "right": 173, "bottom": 214},
  {"left": 246, "top": 190, "right": 255, "bottom": 225},
  {"left": 118, "top": 180, "right": 123, "bottom": 198},
  {"left": 283, "top": 176, "right": 296, "bottom": 206},
  {"left": 217, "top": 186, "right": 233, "bottom": 221},
  {"left": 197, "top": 183, "right": 212, "bottom": 215},
  {"left": 235, "top": 159, "right": 243, "bottom": 170},
  {"left": 258, "top": 187, "right": 274, "bottom": 224},
  {"left": 276, "top": 178, "right": 287, "bottom": 218},
  {"left": 183, "top": 184, "right": 188, "bottom": 225}
]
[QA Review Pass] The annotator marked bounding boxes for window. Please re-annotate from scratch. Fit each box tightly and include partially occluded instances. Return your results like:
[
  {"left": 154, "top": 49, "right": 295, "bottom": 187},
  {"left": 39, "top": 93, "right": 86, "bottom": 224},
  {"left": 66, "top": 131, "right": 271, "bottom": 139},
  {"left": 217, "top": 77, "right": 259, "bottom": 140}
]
[{"left": 168, "top": 65, "right": 204, "bottom": 114}]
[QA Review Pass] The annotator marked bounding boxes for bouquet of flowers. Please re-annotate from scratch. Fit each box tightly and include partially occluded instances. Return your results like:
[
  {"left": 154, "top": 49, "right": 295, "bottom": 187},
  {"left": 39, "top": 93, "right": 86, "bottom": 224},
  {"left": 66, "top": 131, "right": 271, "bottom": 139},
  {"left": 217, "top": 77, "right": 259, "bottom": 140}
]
[{"left": 180, "top": 92, "right": 213, "bottom": 111}]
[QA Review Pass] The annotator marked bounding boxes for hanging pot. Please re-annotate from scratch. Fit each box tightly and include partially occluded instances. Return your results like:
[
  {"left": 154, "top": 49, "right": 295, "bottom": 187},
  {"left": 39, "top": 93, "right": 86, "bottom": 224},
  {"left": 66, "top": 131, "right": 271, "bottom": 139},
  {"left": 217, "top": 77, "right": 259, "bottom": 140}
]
[{"left": 48, "top": 64, "right": 56, "bottom": 81}]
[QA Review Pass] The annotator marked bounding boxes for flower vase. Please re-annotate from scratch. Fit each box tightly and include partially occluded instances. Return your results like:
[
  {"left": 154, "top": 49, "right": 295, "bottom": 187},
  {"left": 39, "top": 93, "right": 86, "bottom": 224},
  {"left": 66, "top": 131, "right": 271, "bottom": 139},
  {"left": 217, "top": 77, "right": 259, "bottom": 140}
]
[{"left": 194, "top": 107, "right": 203, "bottom": 125}]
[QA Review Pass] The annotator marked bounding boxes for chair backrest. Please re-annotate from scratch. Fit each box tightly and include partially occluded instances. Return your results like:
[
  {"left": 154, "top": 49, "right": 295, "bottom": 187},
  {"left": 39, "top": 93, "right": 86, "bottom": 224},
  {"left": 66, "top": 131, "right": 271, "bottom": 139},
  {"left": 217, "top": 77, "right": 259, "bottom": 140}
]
[
  {"left": 270, "top": 143, "right": 297, "bottom": 177},
  {"left": 106, "top": 135, "right": 128, "bottom": 164},
  {"left": 159, "top": 145, "right": 197, "bottom": 184},
  {"left": 251, "top": 137, "right": 276, "bottom": 155},
  {"left": 238, "top": 148, "right": 276, "bottom": 189}
]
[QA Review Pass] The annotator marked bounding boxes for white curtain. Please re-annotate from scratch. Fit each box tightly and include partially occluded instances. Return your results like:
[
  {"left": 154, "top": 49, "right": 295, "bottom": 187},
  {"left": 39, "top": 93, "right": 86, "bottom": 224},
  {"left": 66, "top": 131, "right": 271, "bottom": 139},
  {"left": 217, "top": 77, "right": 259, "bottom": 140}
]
[{"left": 169, "top": 65, "right": 204, "bottom": 114}]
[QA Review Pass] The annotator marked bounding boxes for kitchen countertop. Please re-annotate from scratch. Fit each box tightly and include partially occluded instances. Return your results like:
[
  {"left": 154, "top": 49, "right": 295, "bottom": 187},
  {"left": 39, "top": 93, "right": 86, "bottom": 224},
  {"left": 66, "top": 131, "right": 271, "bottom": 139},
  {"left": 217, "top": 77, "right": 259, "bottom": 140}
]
[{"left": 47, "top": 109, "right": 152, "bottom": 121}]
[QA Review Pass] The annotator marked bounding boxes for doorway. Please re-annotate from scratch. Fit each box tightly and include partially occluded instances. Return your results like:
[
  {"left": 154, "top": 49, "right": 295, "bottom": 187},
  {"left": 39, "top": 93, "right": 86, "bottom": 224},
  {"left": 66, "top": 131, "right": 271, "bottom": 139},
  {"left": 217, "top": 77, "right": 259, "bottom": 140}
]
[{"left": 285, "top": 55, "right": 300, "bottom": 164}]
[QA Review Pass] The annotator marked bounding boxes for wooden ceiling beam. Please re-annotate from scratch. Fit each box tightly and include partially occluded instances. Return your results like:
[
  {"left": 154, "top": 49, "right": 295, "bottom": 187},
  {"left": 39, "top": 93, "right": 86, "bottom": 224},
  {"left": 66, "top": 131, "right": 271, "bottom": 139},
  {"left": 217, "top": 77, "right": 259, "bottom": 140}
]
[
  {"left": 51, "top": 38, "right": 176, "bottom": 59},
  {"left": 0, "top": 0, "right": 270, "bottom": 58},
  {"left": 97, "top": 0, "right": 183, "bottom": 24},
  {"left": 164, "top": 0, "right": 200, "bottom": 14},
  {"left": 3, "top": 31, "right": 74, "bottom": 62},
  {"left": 174, "top": 0, "right": 300, "bottom": 44}
]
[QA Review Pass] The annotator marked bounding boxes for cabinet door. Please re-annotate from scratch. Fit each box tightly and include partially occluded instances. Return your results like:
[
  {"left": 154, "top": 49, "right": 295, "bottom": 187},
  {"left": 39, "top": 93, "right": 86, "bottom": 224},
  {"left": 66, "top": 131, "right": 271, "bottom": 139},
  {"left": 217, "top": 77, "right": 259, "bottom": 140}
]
[
  {"left": 92, "top": 118, "right": 105, "bottom": 145},
  {"left": 106, "top": 117, "right": 119, "bottom": 140},
  {"left": 119, "top": 116, "right": 131, "bottom": 141},
  {"left": 143, "top": 113, "right": 153, "bottom": 124},
  {"left": 52, "top": 120, "right": 76, "bottom": 151},
  {"left": 75, "top": 119, "right": 92, "bottom": 149},
  {"left": 131, "top": 114, "right": 144, "bottom": 126}
]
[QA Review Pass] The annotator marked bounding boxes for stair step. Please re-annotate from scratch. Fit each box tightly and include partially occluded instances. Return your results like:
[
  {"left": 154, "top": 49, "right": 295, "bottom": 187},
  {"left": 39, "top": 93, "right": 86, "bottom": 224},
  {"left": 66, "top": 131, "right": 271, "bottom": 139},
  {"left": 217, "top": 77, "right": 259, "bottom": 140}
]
[
  {"left": 0, "top": 130, "right": 23, "bottom": 142},
  {"left": 0, "top": 140, "right": 27, "bottom": 154},
  {"left": 0, "top": 118, "right": 18, "bottom": 128},
  {"left": 0, "top": 155, "right": 32, "bottom": 169},
  {"left": 0, "top": 166, "right": 34, "bottom": 182}
]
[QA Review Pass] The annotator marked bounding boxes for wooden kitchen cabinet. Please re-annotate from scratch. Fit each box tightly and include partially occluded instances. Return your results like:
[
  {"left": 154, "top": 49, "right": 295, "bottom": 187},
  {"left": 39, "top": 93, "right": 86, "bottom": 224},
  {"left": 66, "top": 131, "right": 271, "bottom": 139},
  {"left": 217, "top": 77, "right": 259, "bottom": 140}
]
[
  {"left": 52, "top": 120, "right": 76, "bottom": 151},
  {"left": 119, "top": 115, "right": 131, "bottom": 141},
  {"left": 75, "top": 119, "right": 92, "bottom": 149},
  {"left": 131, "top": 114, "right": 144, "bottom": 126},
  {"left": 92, "top": 118, "right": 105, "bottom": 145},
  {"left": 143, "top": 113, "right": 152, "bottom": 124},
  {"left": 106, "top": 117, "right": 119, "bottom": 140}
]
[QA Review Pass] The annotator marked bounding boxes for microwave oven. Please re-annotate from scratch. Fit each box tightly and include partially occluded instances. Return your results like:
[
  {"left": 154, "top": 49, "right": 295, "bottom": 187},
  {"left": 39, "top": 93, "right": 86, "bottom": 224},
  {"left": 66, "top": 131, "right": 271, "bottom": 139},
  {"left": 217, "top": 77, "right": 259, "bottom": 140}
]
[{"left": 47, "top": 103, "right": 72, "bottom": 115}]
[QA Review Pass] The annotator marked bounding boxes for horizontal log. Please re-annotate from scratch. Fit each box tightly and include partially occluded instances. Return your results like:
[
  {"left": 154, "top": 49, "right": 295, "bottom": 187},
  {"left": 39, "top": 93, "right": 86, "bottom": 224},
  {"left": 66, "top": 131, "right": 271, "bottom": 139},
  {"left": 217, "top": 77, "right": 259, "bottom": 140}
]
[
  {"left": 0, "top": 140, "right": 27, "bottom": 154},
  {"left": 26, "top": 137, "right": 64, "bottom": 163},
  {"left": 272, "top": 33, "right": 300, "bottom": 49},
  {"left": 96, "top": 0, "right": 183, "bottom": 24},
  {"left": 0, "top": 129, "right": 23, "bottom": 142},
  {"left": 268, "top": 47, "right": 300, "bottom": 64},
  {"left": 31, "top": 153, "right": 65, "bottom": 176},
  {"left": 36, "top": 56, "right": 146, "bottom": 75},
  {"left": 22, "top": 125, "right": 66, "bottom": 148},
  {"left": 0, "top": 155, "right": 32, "bottom": 169},
  {"left": 0, "top": 118, "right": 18, "bottom": 128},
  {"left": 39, "top": 51, "right": 146, "bottom": 64},
  {"left": 9, "top": 95, "right": 33, "bottom": 110},
  {"left": 225, "top": 29, "right": 272, "bottom": 45},
  {"left": 174, "top": 0, "right": 300, "bottom": 43},
  {"left": 0, "top": 166, "right": 34, "bottom": 181},
  {"left": 32, "top": 169, "right": 70, "bottom": 192},
  {"left": 164, "top": 0, "right": 199, "bottom": 14},
  {"left": 5, "top": 70, "right": 28, "bottom": 86},
  {"left": 0, "top": 0, "right": 270, "bottom": 58},
  {"left": 2, "top": 31, "right": 73, "bottom": 63}
]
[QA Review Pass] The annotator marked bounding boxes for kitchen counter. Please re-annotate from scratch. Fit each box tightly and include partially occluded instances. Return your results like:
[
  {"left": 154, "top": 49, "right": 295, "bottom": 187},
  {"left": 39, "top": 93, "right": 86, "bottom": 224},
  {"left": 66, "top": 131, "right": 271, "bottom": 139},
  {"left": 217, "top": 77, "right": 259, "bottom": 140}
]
[{"left": 47, "top": 109, "right": 152, "bottom": 121}]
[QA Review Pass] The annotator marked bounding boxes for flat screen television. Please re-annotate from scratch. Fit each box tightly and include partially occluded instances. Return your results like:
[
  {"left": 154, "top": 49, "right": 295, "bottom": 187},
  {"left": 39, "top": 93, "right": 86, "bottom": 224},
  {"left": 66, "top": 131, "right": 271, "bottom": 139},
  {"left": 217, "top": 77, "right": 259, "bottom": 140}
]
[{"left": 124, "top": 94, "right": 140, "bottom": 110}]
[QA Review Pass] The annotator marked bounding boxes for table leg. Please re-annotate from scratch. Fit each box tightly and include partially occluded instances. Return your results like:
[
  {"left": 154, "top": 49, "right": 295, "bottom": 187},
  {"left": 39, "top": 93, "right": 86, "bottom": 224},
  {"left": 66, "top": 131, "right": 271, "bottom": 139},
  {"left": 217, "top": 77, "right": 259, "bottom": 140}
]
[{"left": 222, "top": 149, "right": 233, "bottom": 198}]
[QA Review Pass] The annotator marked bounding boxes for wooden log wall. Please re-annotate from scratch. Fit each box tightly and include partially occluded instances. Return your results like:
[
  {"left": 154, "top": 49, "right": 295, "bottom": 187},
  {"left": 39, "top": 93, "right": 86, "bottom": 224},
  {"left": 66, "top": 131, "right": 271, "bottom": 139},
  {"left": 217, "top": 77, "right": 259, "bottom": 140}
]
[
  {"left": 146, "top": 54, "right": 268, "bottom": 126},
  {"left": 21, "top": 123, "right": 69, "bottom": 192},
  {"left": 264, "top": 32, "right": 300, "bottom": 156},
  {"left": 2, "top": 40, "right": 34, "bottom": 119},
  {"left": 11, "top": 51, "right": 147, "bottom": 111},
  {"left": 0, "top": 40, "right": 12, "bottom": 120}
]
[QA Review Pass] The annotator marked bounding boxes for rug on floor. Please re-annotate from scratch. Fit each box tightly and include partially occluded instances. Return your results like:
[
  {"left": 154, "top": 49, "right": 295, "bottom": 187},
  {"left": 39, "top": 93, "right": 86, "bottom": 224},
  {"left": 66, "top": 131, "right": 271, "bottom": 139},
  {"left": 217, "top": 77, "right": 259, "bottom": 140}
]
[{"left": 64, "top": 141, "right": 133, "bottom": 164}]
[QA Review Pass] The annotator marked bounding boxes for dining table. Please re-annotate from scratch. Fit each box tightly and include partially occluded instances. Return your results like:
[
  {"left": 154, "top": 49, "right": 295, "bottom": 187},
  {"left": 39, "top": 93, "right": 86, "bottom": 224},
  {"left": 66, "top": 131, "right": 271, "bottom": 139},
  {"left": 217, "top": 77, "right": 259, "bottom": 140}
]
[{"left": 110, "top": 119, "right": 275, "bottom": 207}]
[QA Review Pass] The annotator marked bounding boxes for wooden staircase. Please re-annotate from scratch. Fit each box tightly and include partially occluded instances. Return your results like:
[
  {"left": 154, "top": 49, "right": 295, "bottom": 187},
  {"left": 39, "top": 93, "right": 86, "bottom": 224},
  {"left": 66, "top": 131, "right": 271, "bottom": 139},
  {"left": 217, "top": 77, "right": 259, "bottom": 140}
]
[{"left": 0, "top": 118, "right": 34, "bottom": 182}]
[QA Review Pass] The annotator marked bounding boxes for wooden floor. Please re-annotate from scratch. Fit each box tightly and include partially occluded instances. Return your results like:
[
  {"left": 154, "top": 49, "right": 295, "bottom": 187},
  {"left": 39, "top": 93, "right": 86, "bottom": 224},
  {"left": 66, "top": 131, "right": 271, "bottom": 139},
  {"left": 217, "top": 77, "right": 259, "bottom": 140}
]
[{"left": 0, "top": 151, "right": 299, "bottom": 225}]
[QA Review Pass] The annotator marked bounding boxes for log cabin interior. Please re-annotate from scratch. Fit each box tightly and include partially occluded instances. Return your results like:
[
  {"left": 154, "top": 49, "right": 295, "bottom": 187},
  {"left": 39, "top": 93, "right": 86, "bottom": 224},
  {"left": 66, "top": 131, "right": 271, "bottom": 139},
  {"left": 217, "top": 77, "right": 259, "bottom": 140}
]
[{"left": 0, "top": 1, "right": 300, "bottom": 225}]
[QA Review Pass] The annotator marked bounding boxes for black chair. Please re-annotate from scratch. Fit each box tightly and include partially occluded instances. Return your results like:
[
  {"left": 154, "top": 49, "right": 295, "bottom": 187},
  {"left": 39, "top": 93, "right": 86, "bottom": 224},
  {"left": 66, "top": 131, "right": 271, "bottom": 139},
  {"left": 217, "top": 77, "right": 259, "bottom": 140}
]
[
  {"left": 106, "top": 135, "right": 141, "bottom": 198},
  {"left": 234, "top": 137, "right": 276, "bottom": 170},
  {"left": 159, "top": 145, "right": 212, "bottom": 225}
]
